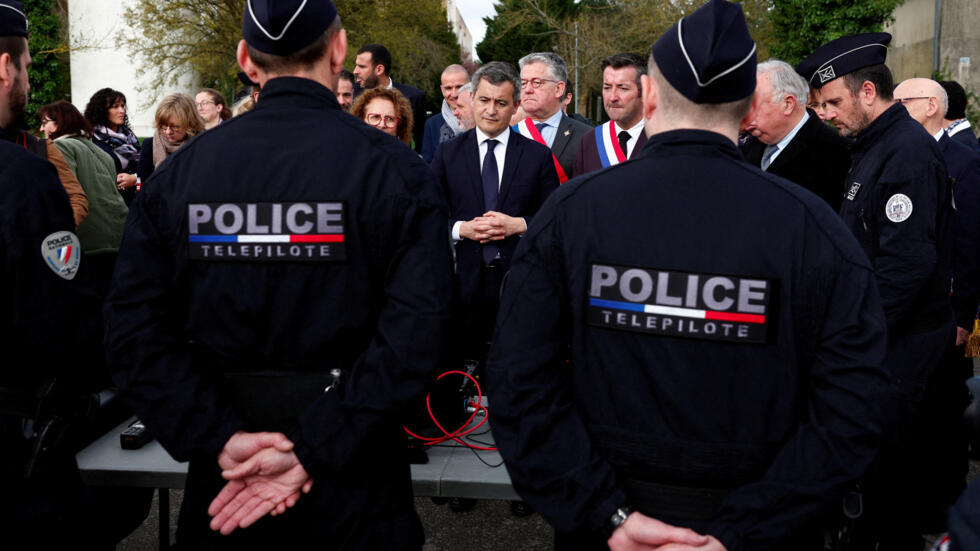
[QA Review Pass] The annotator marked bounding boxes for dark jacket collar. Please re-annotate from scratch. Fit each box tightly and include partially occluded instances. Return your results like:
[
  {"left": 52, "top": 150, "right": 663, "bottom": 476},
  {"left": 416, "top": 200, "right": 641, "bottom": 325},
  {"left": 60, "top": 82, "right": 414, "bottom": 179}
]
[
  {"left": 253, "top": 76, "right": 341, "bottom": 111},
  {"left": 851, "top": 102, "right": 910, "bottom": 154},
  {"left": 639, "top": 129, "right": 740, "bottom": 160}
]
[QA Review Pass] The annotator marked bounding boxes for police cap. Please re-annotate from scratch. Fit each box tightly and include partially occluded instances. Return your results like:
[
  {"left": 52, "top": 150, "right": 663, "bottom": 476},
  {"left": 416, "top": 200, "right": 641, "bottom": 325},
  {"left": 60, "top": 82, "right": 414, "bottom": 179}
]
[
  {"left": 243, "top": 0, "right": 337, "bottom": 56},
  {"left": 0, "top": 2, "right": 28, "bottom": 38},
  {"left": 651, "top": 0, "right": 757, "bottom": 104},
  {"left": 796, "top": 33, "right": 891, "bottom": 89}
]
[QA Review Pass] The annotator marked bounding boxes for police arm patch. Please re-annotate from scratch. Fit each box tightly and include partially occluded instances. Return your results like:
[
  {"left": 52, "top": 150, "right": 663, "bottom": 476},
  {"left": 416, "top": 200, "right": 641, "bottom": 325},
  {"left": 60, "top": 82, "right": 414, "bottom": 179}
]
[
  {"left": 885, "top": 193, "right": 913, "bottom": 223},
  {"left": 41, "top": 231, "right": 81, "bottom": 280},
  {"left": 587, "top": 263, "right": 773, "bottom": 344},
  {"left": 186, "top": 202, "right": 348, "bottom": 262}
]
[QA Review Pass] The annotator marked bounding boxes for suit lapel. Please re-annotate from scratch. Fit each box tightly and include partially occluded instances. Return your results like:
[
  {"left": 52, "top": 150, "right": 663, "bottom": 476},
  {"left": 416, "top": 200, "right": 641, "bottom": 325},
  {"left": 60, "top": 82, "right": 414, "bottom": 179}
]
[
  {"left": 463, "top": 131, "right": 485, "bottom": 207},
  {"left": 767, "top": 114, "right": 815, "bottom": 172},
  {"left": 550, "top": 114, "right": 573, "bottom": 159},
  {"left": 497, "top": 130, "right": 523, "bottom": 208}
]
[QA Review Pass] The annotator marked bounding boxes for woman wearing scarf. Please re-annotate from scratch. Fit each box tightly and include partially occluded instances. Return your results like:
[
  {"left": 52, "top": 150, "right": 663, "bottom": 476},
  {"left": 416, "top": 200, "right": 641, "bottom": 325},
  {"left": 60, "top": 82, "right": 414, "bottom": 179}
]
[
  {"left": 137, "top": 94, "right": 205, "bottom": 183},
  {"left": 84, "top": 88, "right": 141, "bottom": 205}
]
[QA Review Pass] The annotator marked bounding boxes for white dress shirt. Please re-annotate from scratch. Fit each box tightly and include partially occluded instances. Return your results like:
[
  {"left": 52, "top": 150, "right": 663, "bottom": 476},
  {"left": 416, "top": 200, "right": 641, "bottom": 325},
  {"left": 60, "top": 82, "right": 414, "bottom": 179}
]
[
  {"left": 614, "top": 119, "right": 646, "bottom": 158},
  {"left": 766, "top": 110, "right": 810, "bottom": 167},
  {"left": 452, "top": 128, "right": 514, "bottom": 241}
]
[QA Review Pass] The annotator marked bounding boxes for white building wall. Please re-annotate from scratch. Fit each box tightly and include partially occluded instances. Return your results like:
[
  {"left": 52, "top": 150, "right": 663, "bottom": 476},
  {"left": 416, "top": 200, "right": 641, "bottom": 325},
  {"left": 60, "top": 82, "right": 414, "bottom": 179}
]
[{"left": 69, "top": 0, "right": 195, "bottom": 137}]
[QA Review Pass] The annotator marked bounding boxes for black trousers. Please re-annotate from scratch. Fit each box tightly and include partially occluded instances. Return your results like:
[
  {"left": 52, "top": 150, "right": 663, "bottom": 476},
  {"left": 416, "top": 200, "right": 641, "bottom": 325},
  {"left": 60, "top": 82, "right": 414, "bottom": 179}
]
[
  {"left": 458, "top": 260, "right": 506, "bottom": 372},
  {"left": 853, "top": 323, "right": 963, "bottom": 550}
]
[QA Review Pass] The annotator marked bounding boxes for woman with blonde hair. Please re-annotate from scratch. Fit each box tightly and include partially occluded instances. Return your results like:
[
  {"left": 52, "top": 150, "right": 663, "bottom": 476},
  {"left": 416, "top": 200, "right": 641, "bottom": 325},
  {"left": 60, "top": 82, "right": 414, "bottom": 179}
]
[
  {"left": 138, "top": 93, "right": 206, "bottom": 182},
  {"left": 350, "top": 87, "right": 414, "bottom": 146}
]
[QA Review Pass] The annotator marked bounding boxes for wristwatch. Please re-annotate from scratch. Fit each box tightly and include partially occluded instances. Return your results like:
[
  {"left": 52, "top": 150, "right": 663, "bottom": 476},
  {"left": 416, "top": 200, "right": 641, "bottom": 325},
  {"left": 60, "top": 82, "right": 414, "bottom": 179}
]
[{"left": 607, "top": 505, "right": 635, "bottom": 537}]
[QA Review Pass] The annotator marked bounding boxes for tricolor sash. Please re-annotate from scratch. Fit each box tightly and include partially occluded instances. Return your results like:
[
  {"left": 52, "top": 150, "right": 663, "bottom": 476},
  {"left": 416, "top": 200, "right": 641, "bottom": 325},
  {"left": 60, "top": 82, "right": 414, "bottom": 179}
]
[
  {"left": 513, "top": 118, "right": 569, "bottom": 183},
  {"left": 595, "top": 121, "right": 627, "bottom": 168}
]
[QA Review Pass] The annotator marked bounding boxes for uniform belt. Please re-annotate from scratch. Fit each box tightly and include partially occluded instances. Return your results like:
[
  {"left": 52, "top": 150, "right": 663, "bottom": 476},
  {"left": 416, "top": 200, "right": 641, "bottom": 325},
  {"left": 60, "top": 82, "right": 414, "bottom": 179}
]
[
  {"left": 623, "top": 478, "right": 731, "bottom": 523},
  {"left": 222, "top": 371, "right": 336, "bottom": 433}
]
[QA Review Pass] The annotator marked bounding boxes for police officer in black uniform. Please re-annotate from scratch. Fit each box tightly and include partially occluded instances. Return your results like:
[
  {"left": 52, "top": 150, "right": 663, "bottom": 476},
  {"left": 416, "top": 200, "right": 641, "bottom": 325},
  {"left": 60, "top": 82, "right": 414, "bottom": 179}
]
[
  {"left": 485, "top": 2, "right": 890, "bottom": 550},
  {"left": 799, "top": 34, "right": 955, "bottom": 550},
  {"left": 104, "top": 1, "right": 453, "bottom": 548},
  {"left": 0, "top": 2, "right": 105, "bottom": 547}
]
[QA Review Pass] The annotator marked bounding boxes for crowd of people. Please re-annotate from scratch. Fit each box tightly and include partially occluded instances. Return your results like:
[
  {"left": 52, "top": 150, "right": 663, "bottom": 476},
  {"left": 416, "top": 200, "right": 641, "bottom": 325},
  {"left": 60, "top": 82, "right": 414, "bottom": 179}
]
[{"left": 3, "top": 0, "right": 980, "bottom": 549}]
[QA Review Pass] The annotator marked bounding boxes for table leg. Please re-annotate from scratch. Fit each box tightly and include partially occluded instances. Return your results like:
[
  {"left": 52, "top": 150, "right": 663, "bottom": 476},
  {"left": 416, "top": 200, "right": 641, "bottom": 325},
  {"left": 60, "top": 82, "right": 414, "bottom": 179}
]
[{"left": 158, "top": 488, "right": 169, "bottom": 549}]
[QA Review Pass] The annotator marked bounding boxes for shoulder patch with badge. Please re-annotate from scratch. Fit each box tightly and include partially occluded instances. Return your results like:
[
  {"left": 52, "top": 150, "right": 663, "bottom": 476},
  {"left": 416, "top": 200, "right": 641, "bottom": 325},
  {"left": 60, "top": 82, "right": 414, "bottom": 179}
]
[
  {"left": 588, "top": 263, "right": 772, "bottom": 344},
  {"left": 41, "top": 231, "right": 81, "bottom": 280},
  {"left": 187, "top": 202, "right": 347, "bottom": 262},
  {"left": 885, "top": 193, "right": 913, "bottom": 223}
]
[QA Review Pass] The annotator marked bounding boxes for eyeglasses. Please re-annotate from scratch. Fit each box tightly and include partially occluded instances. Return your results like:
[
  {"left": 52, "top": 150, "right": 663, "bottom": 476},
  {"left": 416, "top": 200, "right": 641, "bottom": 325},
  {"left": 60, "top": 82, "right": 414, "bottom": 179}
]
[
  {"left": 520, "top": 78, "right": 558, "bottom": 89},
  {"left": 161, "top": 124, "right": 184, "bottom": 133},
  {"left": 894, "top": 96, "right": 931, "bottom": 104},
  {"left": 196, "top": 100, "right": 214, "bottom": 108},
  {"left": 365, "top": 113, "right": 399, "bottom": 128},
  {"left": 40, "top": 118, "right": 54, "bottom": 125}
]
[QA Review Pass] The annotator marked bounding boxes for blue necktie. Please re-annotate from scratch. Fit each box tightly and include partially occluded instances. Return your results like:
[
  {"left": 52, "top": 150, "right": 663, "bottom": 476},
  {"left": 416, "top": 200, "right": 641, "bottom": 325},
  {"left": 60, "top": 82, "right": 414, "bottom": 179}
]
[
  {"left": 535, "top": 123, "right": 547, "bottom": 144},
  {"left": 761, "top": 144, "right": 778, "bottom": 171},
  {"left": 482, "top": 139, "right": 499, "bottom": 263}
]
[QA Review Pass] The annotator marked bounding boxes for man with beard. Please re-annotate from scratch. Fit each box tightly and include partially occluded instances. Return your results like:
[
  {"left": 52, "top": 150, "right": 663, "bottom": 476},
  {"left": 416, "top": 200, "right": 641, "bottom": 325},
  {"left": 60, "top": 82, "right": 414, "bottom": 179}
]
[
  {"left": 0, "top": 2, "right": 105, "bottom": 546},
  {"left": 0, "top": 15, "right": 86, "bottom": 227},
  {"left": 353, "top": 43, "right": 426, "bottom": 153},
  {"left": 800, "top": 33, "right": 955, "bottom": 550}
]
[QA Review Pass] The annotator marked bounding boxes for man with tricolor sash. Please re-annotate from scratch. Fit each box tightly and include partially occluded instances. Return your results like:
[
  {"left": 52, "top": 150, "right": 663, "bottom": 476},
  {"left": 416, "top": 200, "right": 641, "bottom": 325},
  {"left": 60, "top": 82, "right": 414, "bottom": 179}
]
[
  {"left": 514, "top": 52, "right": 592, "bottom": 183},
  {"left": 573, "top": 53, "right": 648, "bottom": 177}
]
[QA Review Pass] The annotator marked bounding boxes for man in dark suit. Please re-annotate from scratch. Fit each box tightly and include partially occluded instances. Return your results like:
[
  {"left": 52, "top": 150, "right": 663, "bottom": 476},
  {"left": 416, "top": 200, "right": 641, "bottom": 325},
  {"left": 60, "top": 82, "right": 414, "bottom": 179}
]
[
  {"left": 353, "top": 43, "right": 426, "bottom": 152},
  {"left": 431, "top": 61, "right": 559, "bottom": 366},
  {"left": 573, "top": 53, "right": 649, "bottom": 177},
  {"left": 513, "top": 52, "right": 591, "bottom": 183},
  {"left": 940, "top": 80, "right": 977, "bottom": 150},
  {"left": 741, "top": 59, "right": 851, "bottom": 210}
]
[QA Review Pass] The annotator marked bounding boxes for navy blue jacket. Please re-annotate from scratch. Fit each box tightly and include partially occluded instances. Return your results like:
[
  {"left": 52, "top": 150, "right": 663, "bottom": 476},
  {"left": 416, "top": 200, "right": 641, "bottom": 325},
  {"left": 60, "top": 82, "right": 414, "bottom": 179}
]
[
  {"left": 487, "top": 130, "right": 889, "bottom": 551},
  {"left": 839, "top": 104, "right": 953, "bottom": 335},
  {"left": 430, "top": 128, "right": 559, "bottom": 306},
  {"left": 937, "top": 134, "right": 980, "bottom": 328},
  {"left": 421, "top": 112, "right": 445, "bottom": 163},
  {"left": 104, "top": 77, "right": 453, "bottom": 545}
]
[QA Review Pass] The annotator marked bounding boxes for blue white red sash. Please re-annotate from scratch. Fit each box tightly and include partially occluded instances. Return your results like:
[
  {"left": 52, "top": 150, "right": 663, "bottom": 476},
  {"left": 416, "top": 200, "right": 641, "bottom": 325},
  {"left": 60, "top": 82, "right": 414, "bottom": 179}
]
[
  {"left": 513, "top": 118, "right": 569, "bottom": 183},
  {"left": 595, "top": 121, "right": 627, "bottom": 168}
]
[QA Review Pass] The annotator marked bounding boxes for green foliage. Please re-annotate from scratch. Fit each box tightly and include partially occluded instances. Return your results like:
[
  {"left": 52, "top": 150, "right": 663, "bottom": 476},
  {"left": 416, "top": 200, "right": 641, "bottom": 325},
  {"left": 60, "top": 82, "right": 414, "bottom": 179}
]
[
  {"left": 476, "top": 0, "right": 579, "bottom": 66},
  {"left": 338, "top": 0, "right": 460, "bottom": 109},
  {"left": 120, "top": 0, "right": 244, "bottom": 109},
  {"left": 475, "top": 0, "right": 770, "bottom": 120},
  {"left": 122, "top": 0, "right": 461, "bottom": 110},
  {"left": 933, "top": 57, "right": 980, "bottom": 130},
  {"left": 768, "top": 0, "right": 905, "bottom": 66},
  {"left": 24, "top": 0, "right": 70, "bottom": 123}
]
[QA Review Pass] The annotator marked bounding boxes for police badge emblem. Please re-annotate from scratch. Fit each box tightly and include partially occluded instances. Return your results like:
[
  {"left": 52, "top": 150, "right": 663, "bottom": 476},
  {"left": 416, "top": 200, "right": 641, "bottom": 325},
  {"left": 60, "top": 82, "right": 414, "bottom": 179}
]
[
  {"left": 40, "top": 231, "right": 81, "bottom": 280},
  {"left": 885, "top": 193, "right": 913, "bottom": 223},
  {"left": 817, "top": 66, "right": 836, "bottom": 83}
]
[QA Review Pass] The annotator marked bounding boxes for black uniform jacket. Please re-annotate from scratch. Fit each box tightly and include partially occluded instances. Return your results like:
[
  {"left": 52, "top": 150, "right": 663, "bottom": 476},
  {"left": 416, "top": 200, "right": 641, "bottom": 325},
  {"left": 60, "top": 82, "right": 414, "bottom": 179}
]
[
  {"left": 486, "top": 130, "right": 889, "bottom": 550},
  {"left": 840, "top": 104, "right": 953, "bottom": 335},
  {"left": 105, "top": 77, "right": 453, "bottom": 480},
  {"left": 0, "top": 132, "right": 99, "bottom": 386},
  {"left": 938, "top": 134, "right": 980, "bottom": 329},
  {"left": 741, "top": 110, "right": 851, "bottom": 211}
]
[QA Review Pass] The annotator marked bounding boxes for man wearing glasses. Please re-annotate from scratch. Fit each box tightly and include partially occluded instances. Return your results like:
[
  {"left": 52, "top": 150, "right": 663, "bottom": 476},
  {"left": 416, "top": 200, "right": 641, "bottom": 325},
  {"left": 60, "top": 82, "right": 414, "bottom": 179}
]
[
  {"left": 800, "top": 33, "right": 955, "bottom": 550},
  {"left": 515, "top": 52, "right": 592, "bottom": 183}
]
